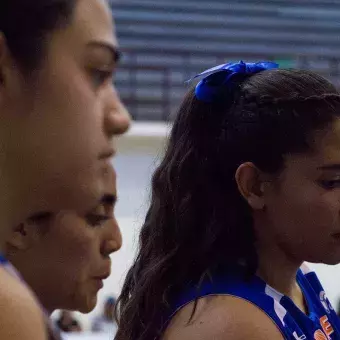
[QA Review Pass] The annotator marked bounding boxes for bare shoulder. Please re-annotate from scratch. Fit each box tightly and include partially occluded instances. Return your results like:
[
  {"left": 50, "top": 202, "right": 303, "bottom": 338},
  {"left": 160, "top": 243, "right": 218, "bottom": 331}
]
[
  {"left": 162, "top": 295, "right": 284, "bottom": 340},
  {"left": 0, "top": 268, "right": 46, "bottom": 340}
]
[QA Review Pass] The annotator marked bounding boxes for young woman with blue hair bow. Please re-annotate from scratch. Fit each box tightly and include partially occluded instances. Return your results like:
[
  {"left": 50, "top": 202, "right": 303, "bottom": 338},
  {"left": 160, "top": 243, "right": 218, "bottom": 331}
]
[{"left": 116, "top": 61, "right": 340, "bottom": 340}]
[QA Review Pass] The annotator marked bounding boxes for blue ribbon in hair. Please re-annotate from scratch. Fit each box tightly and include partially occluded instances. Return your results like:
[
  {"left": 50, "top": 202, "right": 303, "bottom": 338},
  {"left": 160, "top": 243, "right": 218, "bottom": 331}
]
[{"left": 188, "top": 61, "right": 279, "bottom": 103}]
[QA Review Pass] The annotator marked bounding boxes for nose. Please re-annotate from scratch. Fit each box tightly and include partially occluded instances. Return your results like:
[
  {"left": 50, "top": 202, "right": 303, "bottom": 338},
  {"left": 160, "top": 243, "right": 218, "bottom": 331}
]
[
  {"left": 104, "top": 88, "right": 131, "bottom": 138},
  {"left": 101, "top": 217, "right": 122, "bottom": 257}
]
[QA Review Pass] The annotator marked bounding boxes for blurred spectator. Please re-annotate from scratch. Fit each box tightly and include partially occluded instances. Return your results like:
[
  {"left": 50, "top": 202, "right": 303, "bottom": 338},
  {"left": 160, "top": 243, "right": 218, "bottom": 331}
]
[
  {"left": 92, "top": 297, "right": 117, "bottom": 334},
  {"left": 56, "top": 310, "right": 82, "bottom": 333}
]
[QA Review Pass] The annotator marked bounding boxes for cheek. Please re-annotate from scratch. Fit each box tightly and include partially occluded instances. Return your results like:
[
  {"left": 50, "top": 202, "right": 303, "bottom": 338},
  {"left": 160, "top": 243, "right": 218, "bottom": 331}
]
[
  {"left": 48, "top": 229, "right": 99, "bottom": 306},
  {"left": 272, "top": 186, "right": 339, "bottom": 234},
  {"left": 17, "top": 60, "right": 109, "bottom": 212},
  {"left": 49, "top": 224, "right": 97, "bottom": 278},
  {"left": 66, "top": 233, "right": 101, "bottom": 312},
  {"left": 284, "top": 186, "right": 339, "bottom": 232},
  {"left": 42, "top": 61, "right": 104, "bottom": 161},
  {"left": 267, "top": 184, "right": 340, "bottom": 261},
  {"left": 64, "top": 234, "right": 96, "bottom": 270}
]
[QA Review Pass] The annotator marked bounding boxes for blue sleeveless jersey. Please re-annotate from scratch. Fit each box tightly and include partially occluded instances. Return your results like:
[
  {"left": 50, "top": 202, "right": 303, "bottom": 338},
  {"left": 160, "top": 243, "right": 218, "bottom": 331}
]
[{"left": 167, "top": 265, "right": 340, "bottom": 339}]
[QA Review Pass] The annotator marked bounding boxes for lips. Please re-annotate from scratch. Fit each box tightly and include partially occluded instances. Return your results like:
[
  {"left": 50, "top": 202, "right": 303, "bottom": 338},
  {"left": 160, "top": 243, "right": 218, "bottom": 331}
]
[
  {"left": 93, "top": 278, "right": 104, "bottom": 290},
  {"left": 93, "top": 271, "right": 111, "bottom": 281},
  {"left": 93, "top": 272, "right": 110, "bottom": 290},
  {"left": 94, "top": 269, "right": 111, "bottom": 281}
]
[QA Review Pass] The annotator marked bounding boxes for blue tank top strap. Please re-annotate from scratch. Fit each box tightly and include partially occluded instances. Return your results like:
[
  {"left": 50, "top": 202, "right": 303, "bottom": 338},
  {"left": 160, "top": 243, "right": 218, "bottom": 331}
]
[
  {"left": 166, "top": 268, "right": 290, "bottom": 338},
  {"left": 0, "top": 253, "right": 8, "bottom": 264},
  {"left": 165, "top": 266, "right": 340, "bottom": 339}
]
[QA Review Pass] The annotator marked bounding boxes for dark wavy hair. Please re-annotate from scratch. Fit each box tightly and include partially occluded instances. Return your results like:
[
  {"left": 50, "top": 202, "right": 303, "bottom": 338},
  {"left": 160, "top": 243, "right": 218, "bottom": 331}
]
[
  {"left": 0, "top": 0, "right": 77, "bottom": 71},
  {"left": 116, "top": 69, "right": 340, "bottom": 340}
]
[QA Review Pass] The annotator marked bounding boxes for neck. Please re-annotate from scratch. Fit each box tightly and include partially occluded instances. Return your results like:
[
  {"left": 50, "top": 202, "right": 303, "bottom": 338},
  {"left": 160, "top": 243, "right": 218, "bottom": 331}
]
[
  {"left": 255, "top": 233, "right": 309, "bottom": 313},
  {"left": 256, "top": 239, "right": 301, "bottom": 297},
  {"left": 0, "top": 178, "right": 47, "bottom": 254},
  {"left": 253, "top": 214, "right": 303, "bottom": 300},
  {"left": 8, "top": 257, "right": 55, "bottom": 316},
  {"left": 255, "top": 238, "right": 308, "bottom": 313}
]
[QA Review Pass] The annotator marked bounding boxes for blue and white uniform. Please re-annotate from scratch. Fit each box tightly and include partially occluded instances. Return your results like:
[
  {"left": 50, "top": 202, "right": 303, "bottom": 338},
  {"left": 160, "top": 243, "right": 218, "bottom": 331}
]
[{"left": 166, "top": 265, "right": 340, "bottom": 339}]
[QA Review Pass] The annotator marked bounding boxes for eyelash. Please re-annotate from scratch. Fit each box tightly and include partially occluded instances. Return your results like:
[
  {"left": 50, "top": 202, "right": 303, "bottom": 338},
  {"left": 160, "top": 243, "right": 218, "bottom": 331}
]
[
  {"left": 85, "top": 213, "right": 110, "bottom": 227},
  {"left": 319, "top": 179, "right": 340, "bottom": 190},
  {"left": 91, "top": 69, "right": 113, "bottom": 88}
]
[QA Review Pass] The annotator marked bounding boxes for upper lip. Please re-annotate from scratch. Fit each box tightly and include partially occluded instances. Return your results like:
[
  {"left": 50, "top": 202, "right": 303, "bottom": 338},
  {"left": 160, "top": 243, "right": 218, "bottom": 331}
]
[{"left": 93, "top": 272, "right": 111, "bottom": 280}]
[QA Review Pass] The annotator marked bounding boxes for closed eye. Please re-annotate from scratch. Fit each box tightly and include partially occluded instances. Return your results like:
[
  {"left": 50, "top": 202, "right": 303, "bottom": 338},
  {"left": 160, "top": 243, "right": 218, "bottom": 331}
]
[
  {"left": 85, "top": 213, "right": 110, "bottom": 227},
  {"left": 318, "top": 179, "right": 340, "bottom": 190},
  {"left": 91, "top": 69, "right": 113, "bottom": 88}
]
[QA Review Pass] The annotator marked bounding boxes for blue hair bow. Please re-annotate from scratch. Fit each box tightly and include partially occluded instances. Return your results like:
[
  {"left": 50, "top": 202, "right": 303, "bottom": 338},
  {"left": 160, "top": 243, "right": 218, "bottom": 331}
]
[{"left": 189, "top": 61, "right": 279, "bottom": 103}]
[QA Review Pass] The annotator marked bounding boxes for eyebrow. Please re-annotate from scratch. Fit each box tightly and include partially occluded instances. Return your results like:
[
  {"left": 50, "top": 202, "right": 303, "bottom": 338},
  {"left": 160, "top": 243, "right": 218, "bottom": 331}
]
[
  {"left": 86, "top": 41, "right": 121, "bottom": 64},
  {"left": 27, "top": 211, "right": 53, "bottom": 223},
  {"left": 318, "top": 164, "right": 340, "bottom": 171}
]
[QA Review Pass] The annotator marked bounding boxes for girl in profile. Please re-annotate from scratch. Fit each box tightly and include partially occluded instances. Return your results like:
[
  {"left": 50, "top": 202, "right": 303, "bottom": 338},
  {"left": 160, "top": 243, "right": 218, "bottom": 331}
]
[{"left": 117, "top": 62, "right": 340, "bottom": 339}]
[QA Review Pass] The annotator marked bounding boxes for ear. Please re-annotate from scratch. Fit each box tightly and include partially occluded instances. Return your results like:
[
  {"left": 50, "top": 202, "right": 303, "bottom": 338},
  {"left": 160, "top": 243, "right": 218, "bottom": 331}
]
[
  {"left": 235, "top": 162, "right": 267, "bottom": 210},
  {"left": 6, "top": 221, "right": 41, "bottom": 251}
]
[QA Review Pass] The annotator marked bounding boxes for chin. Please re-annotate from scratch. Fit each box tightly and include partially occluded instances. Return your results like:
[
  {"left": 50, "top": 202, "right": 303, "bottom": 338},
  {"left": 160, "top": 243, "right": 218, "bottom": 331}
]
[
  {"left": 77, "top": 295, "right": 98, "bottom": 314},
  {"left": 305, "top": 251, "right": 340, "bottom": 266},
  {"left": 320, "top": 257, "right": 340, "bottom": 266}
]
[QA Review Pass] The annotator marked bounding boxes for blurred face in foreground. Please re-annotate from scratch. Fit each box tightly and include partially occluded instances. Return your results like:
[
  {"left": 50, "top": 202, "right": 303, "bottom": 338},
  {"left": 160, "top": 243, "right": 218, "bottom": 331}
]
[
  {"left": 0, "top": 0, "right": 130, "bottom": 245},
  {"left": 6, "top": 166, "right": 122, "bottom": 314}
]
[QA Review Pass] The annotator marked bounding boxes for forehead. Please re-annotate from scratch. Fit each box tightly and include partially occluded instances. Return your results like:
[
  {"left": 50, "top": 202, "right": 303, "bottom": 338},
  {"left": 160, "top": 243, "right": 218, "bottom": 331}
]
[
  {"left": 75, "top": 0, "right": 117, "bottom": 42},
  {"left": 54, "top": 0, "right": 117, "bottom": 50},
  {"left": 284, "top": 119, "right": 340, "bottom": 176},
  {"left": 316, "top": 118, "right": 340, "bottom": 163}
]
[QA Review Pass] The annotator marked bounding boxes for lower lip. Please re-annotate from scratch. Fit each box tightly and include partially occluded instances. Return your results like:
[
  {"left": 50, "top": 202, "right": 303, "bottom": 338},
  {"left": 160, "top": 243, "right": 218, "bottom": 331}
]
[{"left": 94, "top": 279, "right": 104, "bottom": 290}]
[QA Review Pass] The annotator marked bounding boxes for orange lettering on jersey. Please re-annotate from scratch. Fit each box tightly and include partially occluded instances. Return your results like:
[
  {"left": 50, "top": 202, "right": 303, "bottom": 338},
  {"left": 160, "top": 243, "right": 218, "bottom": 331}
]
[
  {"left": 320, "top": 315, "right": 334, "bottom": 337},
  {"left": 314, "top": 329, "right": 328, "bottom": 340}
]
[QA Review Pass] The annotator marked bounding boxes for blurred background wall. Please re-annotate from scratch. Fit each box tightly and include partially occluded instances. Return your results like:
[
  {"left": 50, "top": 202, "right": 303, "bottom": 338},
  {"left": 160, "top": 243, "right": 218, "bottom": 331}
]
[{"left": 113, "top": 0, "right": 340, "bottom": 121}]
